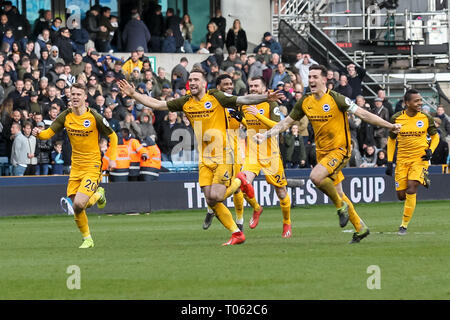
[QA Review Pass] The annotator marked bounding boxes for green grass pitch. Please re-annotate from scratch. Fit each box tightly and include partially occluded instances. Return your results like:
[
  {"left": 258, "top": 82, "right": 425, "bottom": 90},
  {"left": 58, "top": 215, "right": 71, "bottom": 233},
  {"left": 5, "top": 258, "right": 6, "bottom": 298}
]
[{"left": 0, "top": 200, "right": 449, "bottom": 300}]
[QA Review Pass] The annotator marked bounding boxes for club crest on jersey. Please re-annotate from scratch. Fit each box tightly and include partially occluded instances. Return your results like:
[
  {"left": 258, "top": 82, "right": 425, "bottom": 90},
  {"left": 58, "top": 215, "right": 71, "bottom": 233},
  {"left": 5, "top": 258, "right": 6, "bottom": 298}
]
[
  {"left": 323, "top": 104, "right": 331, "bottom": 112},
  {"left": 259, "top": 109, "right": 264, "bottom": 115},
  {"left": 204, "top": 101, "right": 212, "bottom": 109},
  {"left": 83, "top": 120, "right": 91, "bottom": 128},
  {"left": 345, "top": 97, "right": 352, "bottom": 106},
  {"left": 416, "top": 120, "right": 424, "bottom": 128}
]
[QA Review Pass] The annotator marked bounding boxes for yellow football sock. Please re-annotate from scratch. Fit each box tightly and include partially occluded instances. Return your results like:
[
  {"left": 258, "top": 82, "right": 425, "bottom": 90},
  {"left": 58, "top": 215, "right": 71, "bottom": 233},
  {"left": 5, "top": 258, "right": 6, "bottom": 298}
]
[
  {"left": 401, "top": 193, "right": 416, "bottom": 228},
  {"left": 280, "top": 194, "right": 291, "bottom": 225},
  {"left": 212, "top": 202, "right": 240, "bottom": 233},
  {"left": 222, "top": 178, "right": 242, "bottom": 200},
  {"left": 317, "top": 177, "right": 343, "bottom": 209},
  {"left": 74, "top": 210, "right": 90, "bottom": 238},
  {"left": 243, "top": 194, "right": 261, "bottom": 211},
  {"left": 86, "top": 191, "right": 102, "bottom": 208},
  {"left": 342, "top": 193, "right": 362, "bottom": 232},
  {"left": 233, "top": 191, "right": 244, "bottom": 223}
]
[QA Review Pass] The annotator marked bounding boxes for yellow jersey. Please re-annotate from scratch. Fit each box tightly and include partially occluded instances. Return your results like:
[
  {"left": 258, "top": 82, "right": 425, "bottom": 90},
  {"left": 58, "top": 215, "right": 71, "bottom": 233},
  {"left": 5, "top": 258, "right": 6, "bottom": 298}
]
[
  {"left": 389, "top": 111, "right": 437, "bottom": 162},
  {"left": 42, "top": 108, "right": 114, "bottom": 172},
  {"left": 243, "top": 101, "right": 281, "bottom": 160},
  {"left": 167, "top": 89, "right": 238, "bottom": 164},
  {"left": 289, "top": 90, "right": 352, "bottom": 155}
]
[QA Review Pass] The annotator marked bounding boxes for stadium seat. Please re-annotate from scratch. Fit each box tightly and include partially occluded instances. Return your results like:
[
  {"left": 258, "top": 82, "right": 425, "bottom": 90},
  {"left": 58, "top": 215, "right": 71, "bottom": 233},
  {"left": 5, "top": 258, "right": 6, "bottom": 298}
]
[{"left": 0, "top": 157, "right": 11, "bottom": 176}]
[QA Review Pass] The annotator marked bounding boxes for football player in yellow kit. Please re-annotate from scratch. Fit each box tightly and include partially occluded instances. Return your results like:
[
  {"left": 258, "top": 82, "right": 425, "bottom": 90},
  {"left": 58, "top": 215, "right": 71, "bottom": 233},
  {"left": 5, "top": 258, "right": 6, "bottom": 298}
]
[
  {"left": 118, "top": 69, "right": 282, "bottom": 245},
  {"left": 238, "top": 76, "right": 292, "bottom": 238},
  {"left": 385, "top": 89, "right": 439, "bottom": 235},
  {"left": 253, "top": 64, "right": 401, "bottom": 243},
  {"left": 32, "top": 83, "right": 118, "bottom": 248},
  {"left": 202, "top": 74, "right": 254, "bottom": 231}
]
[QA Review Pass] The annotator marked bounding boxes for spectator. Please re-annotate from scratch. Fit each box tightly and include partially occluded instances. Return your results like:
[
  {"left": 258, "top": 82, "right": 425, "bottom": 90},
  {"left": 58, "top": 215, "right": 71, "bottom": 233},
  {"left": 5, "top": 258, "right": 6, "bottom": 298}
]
[
  {"left": 232, "top": 70, "right": 246, "bottom": 96},
  {"left": 122, "top": 13, "right": 151, "bottom": 52},
  {"left": 122, "top": 51, "right": 142, "bottom": 79},
  {"left": 96, "top": 6, "right": 117, "bottom": 53},
  {"left": 375, "top": 149, "right": 388, "bottom": 167},
  {"left": 82, "top": 49, "right": 103, "bottom": 77},
  {"left": 181, "top": 14, "right": 194, "bottom": 53},
  {"left": 377, "top": 89, "right": 393, "bottom": 117},
  {"left": 162, "top": 28, "right": 176, "bottom": 53},
  {"left": 92, "top": 94, "right": 106, "bottom": 114},
  {"left": 35, "top": 121, "right": 52, "bottom": 175},
  {"left": 346, "top": 63, "right": 366, "bottom": 100},
  {"left": 355, "top": 95, "right": 375, "bottom": 152},
  {"left": 37, "top": 48, "right": 55, "bottom": 79},
  {"left": 155, "top": 67, "right": 171, "bottom": 90},
  {"left": 247, "top": 55, "right": 264, "bottom": 79},
  {"left": 348, "top": 139, "right": 362, "bottom": 167},
  {"left": 335, "top": 74, "right": 353, "bottom": 98},
  {"left": 0, "top": 14, "right": 11, "bottom": 40},
  {"left": 101, "top": 71, "right": 116, "bottom": 97},
  {"left": 371, "top": 97, "right": 390, "bottom": 149},
  {"left": 435, "top": 105, "right": 450, "bottom": 142},
  {"left": 34, "top": 29, "right": 51, "bottom": 60},
  {"left": 206, "top": 22, "right": 224, "bottom": 54},
  {"left": 103, "top": 105, "right": 120, "bottom": 134},
  {"left": 111, "top": 60, "right": 126, "bottom": 80},
  {"left": 164, "top": 8, "right": 184, "bottom": 53},
  {"left": 171, "top": 57, "right": 189, "bottom": 87},
  {"left": 432, "top": 117, "right": 450, "bottom": 164},
  {"left": 146, "top": 4, "right": 164, "bottom": 52},
  {"left": 360, "top": 145, "right": 378, "bottom": 168},
  {"left": 69, "top": 52, "right": 86, "bottom": 78},
  {"left": 296, "top": 54, "right": 317, "bottom": 93},
  {"left": 209, "top": 8, "right": 226, "bottom": 42},
  {"left": 49, "top": 46, "right": 65, "bottom": 65},
  {"left": 33, "top": 10, "right": 52, "bottom": 39},
  {"left": 50, "top": 140, "right": 64, "bottom": 174},
  {"left": 326, "top": 69, "right": 338, "bottom": 89},
  {"left": 157, "top": 111, "right": 182, "bottom": 161},
  {"left": 270, "top": 63, "right": 291, "bottom": 90},
  {"left": 225, "top": 19, "right": 247, "bottom": 53},
  {"left": 284, "top": 124, "right": 306, "bottom": 168},
  {"left": 137, "top": 112, "right": 157, "bottom": 142},
  {"left": 82, "top": 5, "right": 101, "bottom": 42},
  {"left": 253, "top": 32, "right": 282, "bottom": 56},
  {"left": 2, "top": 28, "right": 14, "bottom": 51},
  {"left": 120, "top": 112, "right": 142, "bottom": 139},
  {"left": 49, "top": 17, "right": 62, "bottom": 42},
  {"left": 69, "top": 19, "right": 89, "bottom": 54},
  {"left": 129, "top": 67, "right": 142, "bottom": 88},
  {"left": 2, "top": 73, "right": 15, "bottom": 98},
  {"left": 11, "top": 121, "right": 37, "bottom": 175}
]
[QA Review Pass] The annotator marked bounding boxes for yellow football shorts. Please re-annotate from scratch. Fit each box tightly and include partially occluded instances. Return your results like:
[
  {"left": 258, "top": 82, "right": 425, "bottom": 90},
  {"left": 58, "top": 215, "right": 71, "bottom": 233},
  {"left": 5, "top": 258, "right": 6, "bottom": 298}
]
[
  {"left": 243, "top": 156, "right": 287, "bottom": 188},
  {"left": 67, "top": 169, "right": 102, "bottom": 198},
  {"left": 316, "top": 149, "right": 350, "bottom": 186},
  {"left": 395, "top": 160, "right": 429, "bottom": 191},
  {"left": 199, "top": 161, "right": 233, "bottom": 187}
]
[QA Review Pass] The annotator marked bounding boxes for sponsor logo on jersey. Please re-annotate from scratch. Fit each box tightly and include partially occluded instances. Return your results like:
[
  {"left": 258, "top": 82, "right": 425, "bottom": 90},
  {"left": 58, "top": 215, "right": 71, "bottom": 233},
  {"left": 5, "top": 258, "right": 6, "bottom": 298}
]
[
  {"left": 416, "top": 120, "right": 424, "bottom": 128},
  {"left": 323, "top": 104, "right": 331, "bottom": 112},
  {"left": 204, "top": 101, "right": 212, "bottom": 109},
  {"left": 273, "top": 107, "right": 281, "bottom": 116},
  {"left": 83, "top": 120, "right": 91, "bottom": 128}
]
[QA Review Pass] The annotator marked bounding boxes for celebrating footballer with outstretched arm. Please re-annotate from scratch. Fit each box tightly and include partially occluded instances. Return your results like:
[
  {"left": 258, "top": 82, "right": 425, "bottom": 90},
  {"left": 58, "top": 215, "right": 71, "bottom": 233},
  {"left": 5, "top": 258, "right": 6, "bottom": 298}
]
[
  {"left": 32, "top": 83, "right": 118, "bottom": 249},
  {"left": 118, "top": 68, "right": 283, "bottom": 246},
  {"left": 253, "top": 64, "right": 401, "bottom": 244}
]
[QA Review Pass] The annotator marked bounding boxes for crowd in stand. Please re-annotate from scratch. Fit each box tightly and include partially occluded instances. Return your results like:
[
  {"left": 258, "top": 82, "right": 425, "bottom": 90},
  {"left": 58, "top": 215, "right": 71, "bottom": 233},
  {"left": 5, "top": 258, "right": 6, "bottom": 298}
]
[{"left": 0, "top": 2, "right": 449, "bottom": 177}]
